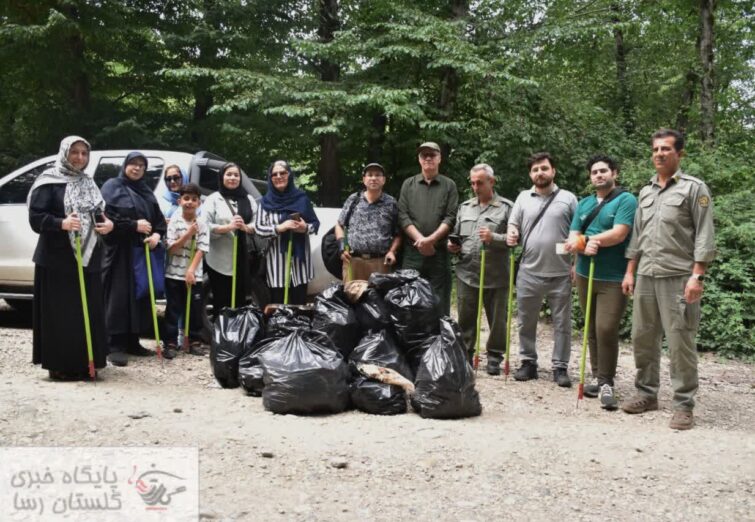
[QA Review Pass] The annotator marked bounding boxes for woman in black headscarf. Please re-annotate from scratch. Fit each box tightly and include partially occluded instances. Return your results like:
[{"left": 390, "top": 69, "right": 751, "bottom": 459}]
[
  {"left": 101, "top": 152, "right": 167, "bottom": 366},
  {"left": 204, "top": 162, "right": 257, "bottom": 316},
  {"left": 255, "top": 160, "right": 320, "bottom": 305},
  {"left": 27, "top": 136, "right": 113, "bottom": 380}
]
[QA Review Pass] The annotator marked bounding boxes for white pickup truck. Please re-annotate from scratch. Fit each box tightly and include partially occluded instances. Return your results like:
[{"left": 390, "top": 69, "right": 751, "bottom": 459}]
[{"left": 0, "top": 150, "right": 339, "bottom": 322}]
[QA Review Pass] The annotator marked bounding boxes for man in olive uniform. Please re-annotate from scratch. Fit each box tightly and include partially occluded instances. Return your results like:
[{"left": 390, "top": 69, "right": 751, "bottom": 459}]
[
  {"left": 398, "top": 141, "right": 458, "bottom": 315},
  {"left": 621, "top": 128, "right": 716, "bottom": 430},
  {"left": 448, "top": 163, "right": 513, "bottom": 375}
]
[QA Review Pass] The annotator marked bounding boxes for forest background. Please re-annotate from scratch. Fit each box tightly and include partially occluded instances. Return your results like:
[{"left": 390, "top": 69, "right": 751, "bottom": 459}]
[{"left": 1, "top": 0, "right": 752, "bottom": 357}]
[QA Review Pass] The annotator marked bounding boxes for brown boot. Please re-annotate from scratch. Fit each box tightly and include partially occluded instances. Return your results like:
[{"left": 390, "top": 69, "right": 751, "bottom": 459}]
[
  {"left": 621, "top": 394, "right": 659, "bottom": 414},
  {"left": 669, "top": 410, "right": 694, "bottom": 430}
]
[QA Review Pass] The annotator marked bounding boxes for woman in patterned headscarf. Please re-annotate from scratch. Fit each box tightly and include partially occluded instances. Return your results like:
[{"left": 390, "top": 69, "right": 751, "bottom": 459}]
[{"left": 27, "top": 136, "right": 114, "bottom": 380}]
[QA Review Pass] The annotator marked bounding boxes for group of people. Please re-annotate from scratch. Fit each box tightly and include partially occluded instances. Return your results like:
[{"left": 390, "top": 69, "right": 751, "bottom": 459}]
[
  {"left": 30, "top": 137, "right": 318, "bottom": 376},
  {"left": 30, "top": 127, "right": 715, "bottom": 430}
]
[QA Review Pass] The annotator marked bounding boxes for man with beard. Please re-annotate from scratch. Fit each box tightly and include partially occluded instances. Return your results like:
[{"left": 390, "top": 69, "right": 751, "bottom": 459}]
[
  {"left": 448, "top": 163, "right": 513, "bottom": 375},
  {"left": 507, "top": 152, "right": 577, "bottom": 387},
  {"left": 564, "top": 155, "right": 637, "bottom": 409},
  {"left": 621, "top": 129, "right": 715, "bottom": 430}
]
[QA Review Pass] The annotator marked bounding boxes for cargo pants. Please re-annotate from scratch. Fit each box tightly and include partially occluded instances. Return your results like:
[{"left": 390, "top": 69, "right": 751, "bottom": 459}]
[{"left": 456, "top": 278, "right": 508, "bottom": 360}]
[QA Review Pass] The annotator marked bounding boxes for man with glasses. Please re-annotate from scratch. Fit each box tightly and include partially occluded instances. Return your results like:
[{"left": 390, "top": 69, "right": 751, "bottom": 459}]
[
  {"left": 335, "top": 163, "right": 401, "bottom": 281},
  {"left": 448, "top": 163, "right": 513, "bottom": 374},
  {"left": 398, "top": 142, "right": 459, "bottom": 315}
]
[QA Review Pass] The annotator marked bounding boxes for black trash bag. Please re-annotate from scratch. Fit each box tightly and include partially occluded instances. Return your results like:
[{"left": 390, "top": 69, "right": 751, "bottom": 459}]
[
  {"left": 368, "top": 269, "right": 420, "bottom": 295},
  {"left": 411, "top": 317, "right": 482, "bottom": 419},
  {"left": 354, "top": 289, "right": 391, "bottom": 332},
  {"left": 311, "top": 287, "right": 360, "bottom": 358},
  {"left": 260, "top": 330, "right": 351, "bottom": 415},
  {"left": 211, "top": 306, "right": 266, "bottom": 388},
  {"left": 238, "top": 338, "right": 279, "bottom": 396},
  {"left": 350, "top": 330, "right": 413, "bottom": 379},
  {"left": 404, "top": 342, "right": 430, "bottom": 376},
  {"left": 318, "top": 281, "right": 344, "bottom": 300},
  {"left": 266, "top": 306, "right": 311, "bottom": 339},
  {"left": 349, "top": 376, "right": 407, "bottom": 415},
  {"left": 384, "top": 276, "right": 440, "bottom": 348}
]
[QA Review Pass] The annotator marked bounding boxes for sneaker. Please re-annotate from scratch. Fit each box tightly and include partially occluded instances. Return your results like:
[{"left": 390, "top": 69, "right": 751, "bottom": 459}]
[
  {"left": 599, "top": 384, "right": 618, "bottom": 410},
  {"left": 486, "top": 358, "right": 501, "bottom": 376},
  {"left": 127, "top": 343, "right": 155, "bottom": 357},
  {"left": 108, "top": 351, "right": 128, "bottom": 367},
  {"left": 162, "top": 344, "right": 178, "bottom": 360},
  {"left": 583, "top": 380, "right": 600, "bottom": 398},
  {"left": 621, "top": 394, "right": 659, "bottom": 414},
  {"left": 553, "top": 368, "right": 572, "bottom": 388},
  {"left": 514, "top": 361, "right": 538, "bottom": 381},
  {"left": 669, "top": 410, "right": 694, "bottom": 430},
  {"left": 189, "top": 341, "right": 205, "bottom": 356}
]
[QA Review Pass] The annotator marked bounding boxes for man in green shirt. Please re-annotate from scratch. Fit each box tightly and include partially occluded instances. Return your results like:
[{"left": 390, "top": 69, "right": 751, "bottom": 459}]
[
  {"left": 621, "top": 128, "right": 716, "bottom": 430},
  {"left": 398, "top": 142, "right": 459, "bottom": 315},
  {"left": 565, "top": 154, "right": 637, "bottom": 410},
  {"left": 448, "top": 163, "right": 513, "bottom": 374}
]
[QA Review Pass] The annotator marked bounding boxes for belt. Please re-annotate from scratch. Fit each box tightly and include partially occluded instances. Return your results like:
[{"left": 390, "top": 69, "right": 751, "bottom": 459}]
[{"left": 350, "top": 252, "right": 384, "bottom": 259}]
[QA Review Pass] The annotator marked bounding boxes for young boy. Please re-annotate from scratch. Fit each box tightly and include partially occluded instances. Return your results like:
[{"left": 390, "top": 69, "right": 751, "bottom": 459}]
[{"left": 164, "top": 183, "right": 210, "bottom": 358}]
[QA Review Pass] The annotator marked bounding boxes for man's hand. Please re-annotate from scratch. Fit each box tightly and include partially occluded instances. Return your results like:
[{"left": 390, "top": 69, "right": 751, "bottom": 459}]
[
  {"left": 187, "top": 221, "right": 199, "bottom": 237},
  {"left": 584, "top": 238, "right": 600, "bottom": 256},
  {"left": 478, "top": 226, "right": 493, "bottom": 245},
  {"left": 685, "top": 276, "right": 704, "bottom": 304},
  {"left": 62, "top": 212, "right": 81, "bottom": 232},
  {"left": 384, "top": 251, "right": 397, "bottom": 266},
  {"left": 414, "top": 236, "right": 435, "bottom": 256},
  {"left": 340, "top": 250, "right": 352, "bottom": 262},
  {"left": 622, "top": 272, "right": 634, "bottom": 296},
  {"left": 506, "top": 227, "right": 519, "bottom": 247}
]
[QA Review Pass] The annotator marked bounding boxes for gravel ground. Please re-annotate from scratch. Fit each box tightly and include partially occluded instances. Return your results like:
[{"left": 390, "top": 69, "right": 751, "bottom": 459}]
[{"left": 0, "top": 300, "right": 753, "bottom": 521}]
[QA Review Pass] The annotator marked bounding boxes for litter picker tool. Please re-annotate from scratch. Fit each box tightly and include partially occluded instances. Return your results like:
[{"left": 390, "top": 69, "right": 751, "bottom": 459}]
[
  {"left": 473, "top": 243, "right": 486, "bottom": 371},
  {"left": 144, "top": 240, "right": 164, "bottom": 362},
  {"left": 183, "top": 238, "right": 196, "bottom": 353},
  {"left": 74, "top": 232, "right": 96, "bottom": 381},
  {"left": 577, "top": 256, "right": 596, "bottom": 405},
  {"left": 344, "top": 228, "right": 353, "bottom": 282},
  {"left": 283, "top": 231, "right": 294, "bottom": 305},
  {"left": 231, "top": 230, "right": 238, "bottom": 308},
  {"left": 503, "top": 250, "right": 515, "bottom": 381}
]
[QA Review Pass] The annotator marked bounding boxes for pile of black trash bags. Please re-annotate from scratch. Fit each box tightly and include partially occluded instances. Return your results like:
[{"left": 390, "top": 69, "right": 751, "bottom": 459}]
[{"left": 210, "top": 270, "right": 482, "bottom": 419}]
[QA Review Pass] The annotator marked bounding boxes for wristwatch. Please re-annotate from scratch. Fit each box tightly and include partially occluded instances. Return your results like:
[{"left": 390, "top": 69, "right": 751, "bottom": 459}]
[{"left": 690, "top": 273, "right": 705, "bottom": 283}]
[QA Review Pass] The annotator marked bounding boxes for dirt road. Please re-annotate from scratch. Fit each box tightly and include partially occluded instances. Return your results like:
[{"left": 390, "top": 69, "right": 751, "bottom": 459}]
[{"left": 1, "top": 303, "right": 753, "bottom": 521}]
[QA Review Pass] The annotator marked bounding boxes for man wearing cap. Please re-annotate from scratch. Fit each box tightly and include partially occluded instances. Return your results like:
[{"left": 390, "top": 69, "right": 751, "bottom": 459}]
[
  {"left": 335, "top": 163, "right": 401, "bottom": 281},
  {"left": 398, "top": 142, "right": 459, "bottom": 315},
  {"left": 621, "top": 128, "right": 716, "bottom": 430},
  {"left": 448, "top": 163, "right": 514, "bottom": 374}
]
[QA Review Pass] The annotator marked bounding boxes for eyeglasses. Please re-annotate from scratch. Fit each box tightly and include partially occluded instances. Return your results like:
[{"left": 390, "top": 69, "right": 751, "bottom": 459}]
[
  {"left": 420, "top": 153, "right": 438, "bottom": 160},
  {"left": 271, "top": 171, "right": 288, "bottom": 178},
  {"left": 165, "top": 176, "right": 181, "bottom": 182}
]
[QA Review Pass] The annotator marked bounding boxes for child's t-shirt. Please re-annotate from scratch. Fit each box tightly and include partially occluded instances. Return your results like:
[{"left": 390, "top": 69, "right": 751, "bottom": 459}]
[{"left": 166, "top": 213, "right": 210, "bottom": 281}]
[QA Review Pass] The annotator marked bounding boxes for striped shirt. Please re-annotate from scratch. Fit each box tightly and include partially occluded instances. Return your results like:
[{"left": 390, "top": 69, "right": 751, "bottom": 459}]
[
  {"left": 166, "top": 214, "right": 210, "bottom": 281},
  {"left": 255, "top": 207, "right": 316, "bottom": 288}
]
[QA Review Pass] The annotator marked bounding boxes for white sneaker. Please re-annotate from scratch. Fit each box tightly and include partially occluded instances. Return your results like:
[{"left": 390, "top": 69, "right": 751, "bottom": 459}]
[{"left": 599, "top": 383, "right": 618, "bottom": 410}]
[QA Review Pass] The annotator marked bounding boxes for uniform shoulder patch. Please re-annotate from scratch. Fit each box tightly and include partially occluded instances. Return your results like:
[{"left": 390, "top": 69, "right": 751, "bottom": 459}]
[{"left": 698, "top": 195, "right": 710, "bottom": 208}]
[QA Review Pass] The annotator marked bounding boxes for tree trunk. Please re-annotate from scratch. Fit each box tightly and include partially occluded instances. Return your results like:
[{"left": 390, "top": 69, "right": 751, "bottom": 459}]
[
  {"left": 367, "top": 112, "right": 387, "bottom": 163},
  {"left": 612, "top": 4, "right": 633, "bottom": 136},
  {"left": 699, "top": 0, "right": 716, "bottom": 146},
  {"left": 317, "top": 0, "right": 342, "bottom": 206},
  {"left": 675, "top": 70, "right": 699, "bottom": 134},
  {"left": 61, "top": 4, "right": 91, "bottom": 116},
  {"left": 436, "top": 0, "right": 469, "bottom": 159}
]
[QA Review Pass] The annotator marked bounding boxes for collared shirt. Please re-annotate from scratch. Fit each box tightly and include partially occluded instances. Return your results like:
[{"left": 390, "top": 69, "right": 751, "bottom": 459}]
[
  {"left": 166, "top": 213, "right": 210, "bottom": 281},
  {"left": 508, "top": 184, "right": 577, "bottom": 277},
  {"left": 625, "top": 170, "right": 716, "bottom": 277},
  {"left": 453, "top": 193, "right": 514, "bottom": 288},
  {"left": 571, "top": 191, "right": 637, "bottom": 282},
  {"left": 338, "top": 191, "right": 398, "bottom": 255},
  {"left": 398, "top": 173, "right": 458, "bottom": 245}
]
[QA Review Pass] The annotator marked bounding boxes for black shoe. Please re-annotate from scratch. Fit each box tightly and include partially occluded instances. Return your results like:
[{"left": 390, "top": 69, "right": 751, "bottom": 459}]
[
  {"left": 162, "top": 344, "right": 178, "bottom": 360},
  {"left": 48, "top": 370, "right": 81, "bottom": 381},
  {"left": 514, "top": 361, "right": 538, "bottom": 381},
  {"left": 127, "top": 343, "right": 155, "bottom": 357},
  {"left": 486, "top": 358, "right": 502, "bottom": 376},
  {"left": 108, "top": 352, "right": 128, "bottom": 367},
  {"left": 583, "top": 380, "right": 600, "bottom": 398},
  {"left": 553, "top": 368, "right": 572, "bottom": 388},
  {"left": 599, "top": 384, "right": 618, "bottom": 410}
]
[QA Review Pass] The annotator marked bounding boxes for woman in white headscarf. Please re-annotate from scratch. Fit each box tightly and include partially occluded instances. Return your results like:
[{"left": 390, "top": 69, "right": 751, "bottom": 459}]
[{"left": 27, "top": 136, "right": 114, "bottom": 380}]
